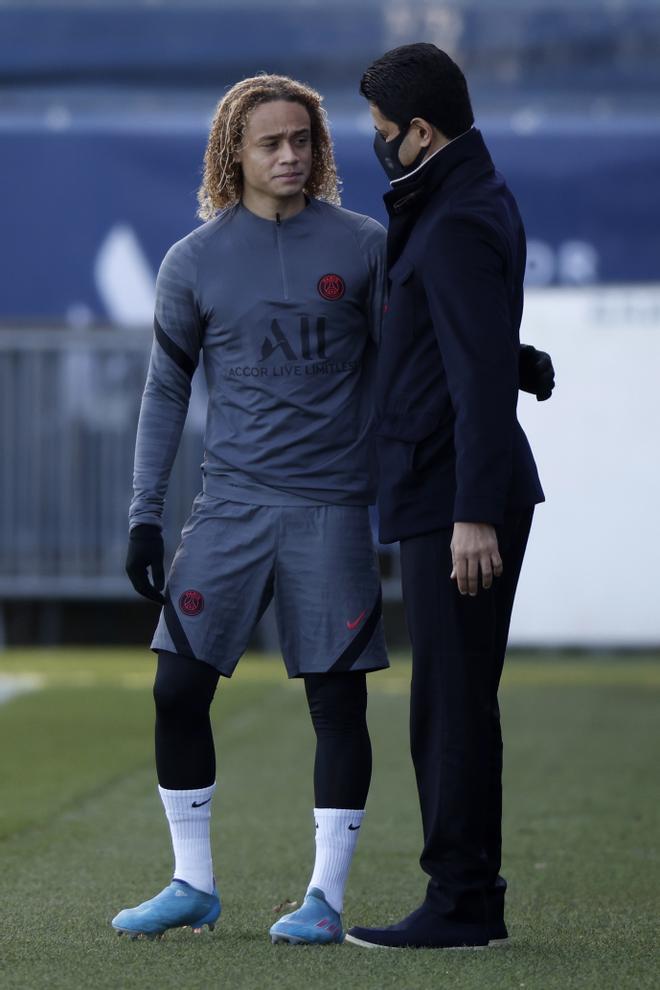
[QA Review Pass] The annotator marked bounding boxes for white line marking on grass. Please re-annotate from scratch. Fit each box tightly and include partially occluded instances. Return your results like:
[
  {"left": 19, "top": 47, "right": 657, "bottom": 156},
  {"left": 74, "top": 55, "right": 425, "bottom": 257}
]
[{"left": 0, "top": 674, "right": 43, "bottom": 704}]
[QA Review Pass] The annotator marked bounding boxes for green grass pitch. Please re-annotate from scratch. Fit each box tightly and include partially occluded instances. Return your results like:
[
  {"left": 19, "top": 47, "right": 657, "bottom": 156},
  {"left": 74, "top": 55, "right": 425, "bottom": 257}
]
[{"left": 0, "top": 649, "right": 658, "bottom": 990}]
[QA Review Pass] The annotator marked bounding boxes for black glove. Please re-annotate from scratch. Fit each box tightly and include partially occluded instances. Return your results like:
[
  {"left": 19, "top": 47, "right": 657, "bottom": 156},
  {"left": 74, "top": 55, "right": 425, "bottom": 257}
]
[
  {"left": 519, "top": 344, "right": 555, "bottom": 401},
  {"left": 125, "top": 524, "right": 166, "bottom": 605}
]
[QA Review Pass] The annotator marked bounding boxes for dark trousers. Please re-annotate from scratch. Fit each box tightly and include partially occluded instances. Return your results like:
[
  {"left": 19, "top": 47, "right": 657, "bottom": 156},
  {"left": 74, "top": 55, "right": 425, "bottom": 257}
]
[{"left": 399, "top": 508, "right": 533, "bottom": 924}]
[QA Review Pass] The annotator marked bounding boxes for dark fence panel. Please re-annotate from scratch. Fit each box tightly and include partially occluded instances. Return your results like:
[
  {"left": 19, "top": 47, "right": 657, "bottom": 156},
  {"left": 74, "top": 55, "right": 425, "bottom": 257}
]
[
  {"left": 0, "top": 328, "right": 401, "bottom": 601},
  {"left": 0, "top": 328, "right": 203, "bottom": 597}
]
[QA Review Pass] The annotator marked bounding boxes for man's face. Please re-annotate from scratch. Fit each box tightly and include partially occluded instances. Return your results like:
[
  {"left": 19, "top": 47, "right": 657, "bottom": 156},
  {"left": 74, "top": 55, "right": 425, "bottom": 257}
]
[
  {"left": 369, "top": 102, "right": 428, "bottom": 168},
  {"left": 237, "top": 100, "right": 313, "bottom": 203}
]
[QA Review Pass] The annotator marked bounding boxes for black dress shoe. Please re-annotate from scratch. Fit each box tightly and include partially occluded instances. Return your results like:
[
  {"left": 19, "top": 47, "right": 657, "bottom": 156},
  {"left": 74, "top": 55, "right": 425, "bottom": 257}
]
[{"left": 345, "top": 904, "right": 489, "bottom": 950}]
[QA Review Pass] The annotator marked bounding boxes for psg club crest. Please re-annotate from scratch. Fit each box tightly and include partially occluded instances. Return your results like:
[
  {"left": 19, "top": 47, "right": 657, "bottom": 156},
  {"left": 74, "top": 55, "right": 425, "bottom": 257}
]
[
  {"left": 179, "top": 589, "right": 204, "bottom": 616},
  {"left": 317, "top": 273, "right": 345, "bottom": 301}
]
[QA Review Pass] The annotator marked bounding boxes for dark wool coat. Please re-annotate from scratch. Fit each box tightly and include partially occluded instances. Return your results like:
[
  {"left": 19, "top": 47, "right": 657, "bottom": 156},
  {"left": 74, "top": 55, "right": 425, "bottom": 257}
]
[{"left": 376, "top": 128, "right": 544, "bottom": 543}]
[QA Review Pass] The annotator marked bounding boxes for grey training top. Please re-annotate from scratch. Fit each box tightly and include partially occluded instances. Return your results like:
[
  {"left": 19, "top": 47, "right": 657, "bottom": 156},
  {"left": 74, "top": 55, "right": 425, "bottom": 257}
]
[{"left": 129, "top": 198, "right": 386, "bottom": 529}]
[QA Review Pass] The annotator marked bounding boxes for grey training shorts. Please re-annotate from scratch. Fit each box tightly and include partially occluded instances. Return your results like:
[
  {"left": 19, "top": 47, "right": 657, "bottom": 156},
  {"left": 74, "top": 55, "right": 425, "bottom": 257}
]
[{"left": 151, "top": 494, "right": 389, "bottom": 678}]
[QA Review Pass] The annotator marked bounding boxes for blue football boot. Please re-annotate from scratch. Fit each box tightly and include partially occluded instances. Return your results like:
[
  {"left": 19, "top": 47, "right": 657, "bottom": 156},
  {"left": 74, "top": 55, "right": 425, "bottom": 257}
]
[
  {"left": 270, "top": 888, "right": 343, "bottom": 945},
  {"left": 112, "top": 879, "right": 221, "bottom": 940}
]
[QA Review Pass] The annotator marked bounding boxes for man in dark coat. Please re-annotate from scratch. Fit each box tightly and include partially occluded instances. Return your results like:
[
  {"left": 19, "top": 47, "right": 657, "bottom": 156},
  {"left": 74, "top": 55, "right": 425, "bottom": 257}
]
[{"left": 346, "top": 43, "right": 551, "bottom": 950}]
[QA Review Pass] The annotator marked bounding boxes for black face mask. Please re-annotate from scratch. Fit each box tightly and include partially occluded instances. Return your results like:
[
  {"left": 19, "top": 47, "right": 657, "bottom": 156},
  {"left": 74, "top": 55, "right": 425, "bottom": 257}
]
[{"left": 373, "top": 126, "right": 428, "bottom": 181}]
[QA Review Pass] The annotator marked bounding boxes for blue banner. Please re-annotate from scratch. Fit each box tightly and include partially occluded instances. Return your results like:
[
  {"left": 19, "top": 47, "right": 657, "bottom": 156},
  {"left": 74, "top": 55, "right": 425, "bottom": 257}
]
[{"left": 1, "top": 117, "right": 658, "bottom": 322}]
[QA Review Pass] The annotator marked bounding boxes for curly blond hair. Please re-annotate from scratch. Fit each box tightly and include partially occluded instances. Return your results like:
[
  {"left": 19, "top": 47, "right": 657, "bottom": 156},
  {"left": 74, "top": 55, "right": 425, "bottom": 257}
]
[{"left": 197, "top": 74, "right": 341, "bottom": 219}]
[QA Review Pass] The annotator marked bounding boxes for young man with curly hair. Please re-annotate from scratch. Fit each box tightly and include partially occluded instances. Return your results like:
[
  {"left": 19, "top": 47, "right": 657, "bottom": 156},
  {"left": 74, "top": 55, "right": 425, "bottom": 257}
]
[{"left": 112, "top": 75, "right": 389, "bottom": 944}]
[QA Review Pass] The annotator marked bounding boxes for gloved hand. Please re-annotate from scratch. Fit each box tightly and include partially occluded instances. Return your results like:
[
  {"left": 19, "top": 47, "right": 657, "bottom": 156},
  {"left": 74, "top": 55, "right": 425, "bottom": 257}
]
[
  {"left": 519, "top": 344, "right": 555, "bottom": 401},
  {"left": 125, "top": 524, "right": 166, "bottom": 604}
]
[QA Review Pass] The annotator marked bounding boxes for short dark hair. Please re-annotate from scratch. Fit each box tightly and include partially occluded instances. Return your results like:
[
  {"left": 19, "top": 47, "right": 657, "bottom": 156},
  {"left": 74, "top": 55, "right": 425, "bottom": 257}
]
[{"left": 360, "top": 43, "right": 474, "bottom": 140}]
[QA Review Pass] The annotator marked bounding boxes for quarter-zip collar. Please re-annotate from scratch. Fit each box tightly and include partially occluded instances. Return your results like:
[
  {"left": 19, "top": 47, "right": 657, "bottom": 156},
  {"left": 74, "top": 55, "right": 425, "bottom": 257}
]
[
  {"left": 237, "top": 197, "right": 313, "bottom": 227},
  {"left": 236, "top": 199, "right": 317, "bottom": 301},
  {"left": 274, "top": 210, "right": 289, "bottom": 300}
]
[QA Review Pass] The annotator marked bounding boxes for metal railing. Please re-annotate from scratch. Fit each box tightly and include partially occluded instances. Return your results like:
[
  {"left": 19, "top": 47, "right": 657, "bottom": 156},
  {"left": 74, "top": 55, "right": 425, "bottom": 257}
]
[
  {"left": 0, "top": 327, "right": 400, "bottom": 600},
  {"left": 0, "top": 328, "right": 204, "bottom": 598}
]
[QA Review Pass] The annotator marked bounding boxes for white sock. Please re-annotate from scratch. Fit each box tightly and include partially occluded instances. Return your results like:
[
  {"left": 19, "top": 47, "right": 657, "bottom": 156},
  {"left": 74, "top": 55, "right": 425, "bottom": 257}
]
[
  {"left": 306, "top": 807, "right": 365, "bottom": 914},
  {"left": 158, "top": 783, "right": 216, "bottom": 895}
]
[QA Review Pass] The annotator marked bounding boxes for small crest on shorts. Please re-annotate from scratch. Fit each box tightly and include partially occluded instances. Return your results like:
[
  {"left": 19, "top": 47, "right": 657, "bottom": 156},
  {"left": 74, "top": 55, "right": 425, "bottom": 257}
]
[
  {"left": 318, "top": 273, "right": 345, "bottom": 301},
  {"left": 179, "top": 589, "right": 204, "bottom": 616}
]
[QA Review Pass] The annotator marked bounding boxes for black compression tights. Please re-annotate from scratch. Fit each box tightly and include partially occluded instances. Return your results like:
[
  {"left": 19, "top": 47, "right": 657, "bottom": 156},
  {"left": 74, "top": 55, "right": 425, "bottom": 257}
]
[
  {"left": 304, "top": 671, "right": 372, "bottom": 809},
  {"left": 154, "top": 652, "right": 220, "bottom": 789},
  {"left": 153, "top": 651, "right": 372, "bottom": 808}
]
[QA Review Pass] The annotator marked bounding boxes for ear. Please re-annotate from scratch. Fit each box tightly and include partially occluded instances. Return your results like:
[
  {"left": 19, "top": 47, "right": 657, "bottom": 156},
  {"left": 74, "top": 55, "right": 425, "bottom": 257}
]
[{"left": 409, "top": 117, "right": 436, "bottom": 149}]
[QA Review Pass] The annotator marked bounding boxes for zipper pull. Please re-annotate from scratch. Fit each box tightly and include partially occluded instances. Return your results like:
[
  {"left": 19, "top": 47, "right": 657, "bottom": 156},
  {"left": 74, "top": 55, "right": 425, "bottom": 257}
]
[{"left": 275, "top": 213, "right": 281, "bottom": 226}]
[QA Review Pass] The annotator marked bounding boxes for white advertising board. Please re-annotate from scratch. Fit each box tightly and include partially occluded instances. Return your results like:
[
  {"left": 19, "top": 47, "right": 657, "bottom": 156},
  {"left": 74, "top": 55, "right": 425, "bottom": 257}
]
[{"left": 512, "top": 284, "right": 660, "bottom": 647}]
